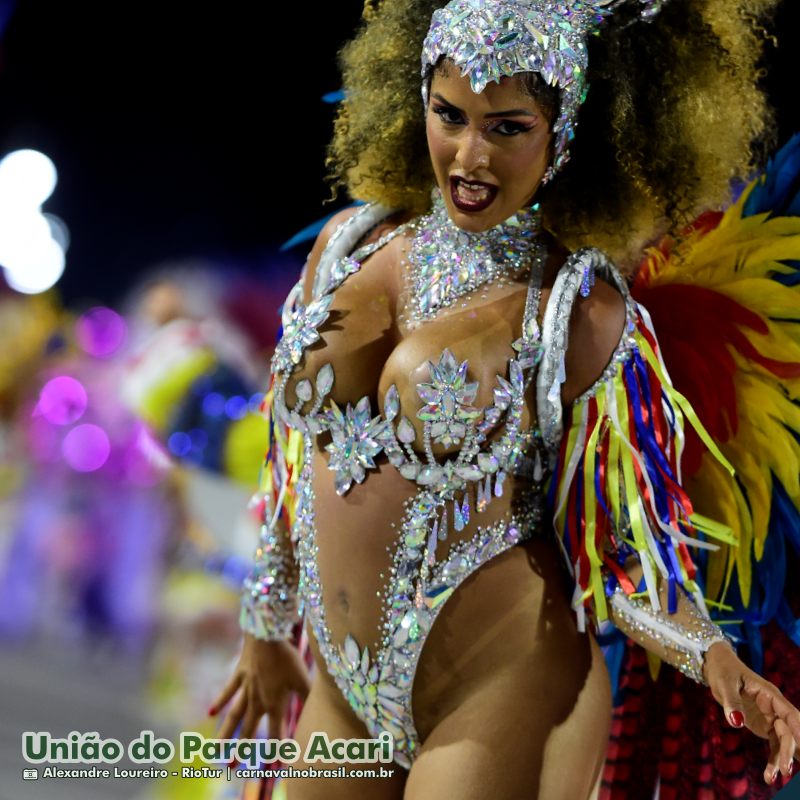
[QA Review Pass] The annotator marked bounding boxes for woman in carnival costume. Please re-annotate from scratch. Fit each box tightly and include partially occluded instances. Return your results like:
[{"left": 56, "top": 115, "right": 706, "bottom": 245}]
[{"left": 212, "top": 0, "right": 800, "bottom": 797}]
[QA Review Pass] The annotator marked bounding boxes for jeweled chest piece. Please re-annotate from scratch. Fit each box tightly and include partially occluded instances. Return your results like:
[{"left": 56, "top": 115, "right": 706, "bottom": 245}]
[{"left": 405, "top": 190, "right": 546, "bottom": 325}]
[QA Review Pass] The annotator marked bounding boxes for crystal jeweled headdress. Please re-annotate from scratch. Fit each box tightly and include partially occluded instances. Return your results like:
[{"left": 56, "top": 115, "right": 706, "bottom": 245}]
[{"left": 421, "top": 0, "right": 668, "bottom": 176}]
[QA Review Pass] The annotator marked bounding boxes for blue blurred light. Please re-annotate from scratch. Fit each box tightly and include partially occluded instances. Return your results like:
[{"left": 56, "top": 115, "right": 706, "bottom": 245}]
[
  {"left": 168, "top": 431, "right": 192, "bottom": 457},
  {"left": 202, "top": 392, "right": 226, "bottom": 417},
  {"left": 248, "top": 392, "right": 264, "bottom": 413},
  {"left": 225, "top": 396, "right": 248, "bottom": 420}
]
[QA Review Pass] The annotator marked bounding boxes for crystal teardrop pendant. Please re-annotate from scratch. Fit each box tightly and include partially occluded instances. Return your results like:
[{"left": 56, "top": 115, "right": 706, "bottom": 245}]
[{"left": 454, "top": 497, "right": 465, "bottom": 531}]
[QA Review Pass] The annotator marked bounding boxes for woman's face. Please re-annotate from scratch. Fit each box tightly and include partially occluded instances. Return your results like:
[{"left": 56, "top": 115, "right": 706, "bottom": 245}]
[{"left": 426, "top": 65, "right": 553, "bottom": 233}]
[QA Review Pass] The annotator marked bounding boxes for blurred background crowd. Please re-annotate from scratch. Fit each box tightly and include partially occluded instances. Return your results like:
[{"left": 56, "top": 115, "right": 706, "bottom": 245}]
[{"left": 0, "top": 2, "right": 798, "bottom": 799}]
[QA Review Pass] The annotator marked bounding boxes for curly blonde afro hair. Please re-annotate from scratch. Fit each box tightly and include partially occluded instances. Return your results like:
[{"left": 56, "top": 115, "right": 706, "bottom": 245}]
[{"left": 326, "top": 0, "right": 778, "bottom": 264}]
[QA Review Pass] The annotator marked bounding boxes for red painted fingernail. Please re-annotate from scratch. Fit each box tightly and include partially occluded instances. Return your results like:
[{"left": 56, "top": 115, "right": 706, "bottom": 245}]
[
  {"left": 207, "top": 706, "right": 217, "bottom": 716},
  {"left": 728, "top": 710, "right": 744, "bottom": 728},
  {"left": 789, "top": 762, "right": 794, "bottom": 777}
]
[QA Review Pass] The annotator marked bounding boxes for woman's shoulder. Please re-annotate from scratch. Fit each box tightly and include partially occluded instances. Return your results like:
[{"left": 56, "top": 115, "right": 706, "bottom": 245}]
[
  {"left": 319, "top": 205, "right": 414, "bottom": 255},
  {"left": 302, "top": 205, "right": 412, "bottom": 304},
  {"left": 546, "top": 247, "right": 630, "bottom": 406}
]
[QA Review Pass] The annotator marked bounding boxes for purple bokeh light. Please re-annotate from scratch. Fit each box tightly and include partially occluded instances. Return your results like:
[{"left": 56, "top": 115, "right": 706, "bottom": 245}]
[
  {"left": 37, "top": 376, "right": 88, "bottom": 425},
  {"left": 62, "top": 424, "right": 111, "bottom": 472},
  {"left": 75, "top": 306, "right": 127, "bottom": 358}
]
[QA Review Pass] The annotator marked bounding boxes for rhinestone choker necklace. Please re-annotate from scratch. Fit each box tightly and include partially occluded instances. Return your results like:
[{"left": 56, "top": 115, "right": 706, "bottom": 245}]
[{"left": 404, "top": 189, "right": 546, "bottom": 325}]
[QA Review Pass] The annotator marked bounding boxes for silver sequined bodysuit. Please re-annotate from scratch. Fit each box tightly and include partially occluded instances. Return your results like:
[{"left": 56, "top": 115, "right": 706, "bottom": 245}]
[{"left": 267, "top": 201, "right": 614, "bottom": 768}]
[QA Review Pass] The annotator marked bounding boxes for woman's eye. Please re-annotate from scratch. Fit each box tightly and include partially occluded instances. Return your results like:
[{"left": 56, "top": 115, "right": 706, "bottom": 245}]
[
  {"left": 493, "top": 120, "right": 532, "bottom": 136},
  {"left": 432, "top": 106, "right": 463, "bottom": 125}
]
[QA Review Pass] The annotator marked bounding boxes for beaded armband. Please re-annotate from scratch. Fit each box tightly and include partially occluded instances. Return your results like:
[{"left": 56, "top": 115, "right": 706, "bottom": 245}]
[
  {"left": 239, "top": 503, "right": 300, "bottom": 641},
  {"left": 610, "top": 586, "right": 734, "bottom": 685}
]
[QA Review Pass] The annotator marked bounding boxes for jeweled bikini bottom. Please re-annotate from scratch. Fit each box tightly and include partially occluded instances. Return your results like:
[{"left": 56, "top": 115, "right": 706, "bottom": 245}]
[{"left": 296, "top": 464, "right": 544, "bottom": 769}]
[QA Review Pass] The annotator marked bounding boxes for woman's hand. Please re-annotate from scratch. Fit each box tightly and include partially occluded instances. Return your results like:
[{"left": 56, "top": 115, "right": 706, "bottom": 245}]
[
  {"left": 209, "top": 634, "right": 311, "bottom": 741},
  {"left": 704, "top": 640, "right": 800, "bottom": 785}
]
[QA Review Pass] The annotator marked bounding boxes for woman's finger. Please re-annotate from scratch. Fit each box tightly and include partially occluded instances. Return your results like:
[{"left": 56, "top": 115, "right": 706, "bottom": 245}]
[
  {"left": 217, "top": 691, "right": 248, "bottom": 740},
  {"left": 267, "top": 699, "right": 288, "bottom": 743},
  {"left": 712, "top": 669, "right": 747, "bottom": 729},
  {"left": 239, "top": 701, "right": 262, "bottom": 742},
  {"left": 776, "top": 717, "right": 797, "bottom": 778},
  {"left": 743, "top": 678, "right": 800, "bottom": 742},
  {"left": 766, "top": 729, "right": 782, "bottom": 785},
  {"left": 209, "top": 672, "right": 243, "bottom": 717},
  {"left": 292, "top": 664, "right": 312, "bottom": 700},
  {"left": 764, "top": 718, "right": 797, "bottom": 784}
]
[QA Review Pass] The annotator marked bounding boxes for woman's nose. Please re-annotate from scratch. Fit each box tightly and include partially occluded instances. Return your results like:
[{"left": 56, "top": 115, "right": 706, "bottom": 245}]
[{"left": 455, "top": 131, "right": 490, "bottom": 174}]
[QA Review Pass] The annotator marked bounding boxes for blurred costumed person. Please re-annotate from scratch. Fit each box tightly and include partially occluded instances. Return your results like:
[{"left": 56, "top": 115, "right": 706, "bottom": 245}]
[
  {"left": 119, "top": 265, "right": 276, "bottom": 661},
  {"left": 121, "top": 264, "right": 278, "bottom": 488},
  {"left": 120, "top": 265, "right": 286, "bottom": 800},
  {"left": 0, "top": 291, "right": 178, "bottom": 652},
  {"left": 209, "top": 1, "right": 800, "bottom": 798}
]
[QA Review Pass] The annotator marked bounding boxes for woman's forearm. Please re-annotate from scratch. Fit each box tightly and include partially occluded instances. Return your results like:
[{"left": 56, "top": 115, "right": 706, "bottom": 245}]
[{"left": 607, "top": 559, "right": 732, "bottom": 684}]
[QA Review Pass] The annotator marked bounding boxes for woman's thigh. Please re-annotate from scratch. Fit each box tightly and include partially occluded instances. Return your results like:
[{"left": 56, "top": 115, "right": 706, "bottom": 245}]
[
  {"left": 284, "top": 677, "right": 408, "bottom": 800},
  {"left": 404, "top": 635, "right": 612, "bottom": 800}
]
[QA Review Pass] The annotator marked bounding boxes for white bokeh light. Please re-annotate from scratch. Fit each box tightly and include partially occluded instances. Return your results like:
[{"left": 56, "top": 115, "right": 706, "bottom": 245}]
[
  {"left": 0, "top": 149, "right": 58, "bottom": 208},
  {"left": 3, "top": 232, "right": 65, "bottom": 294},
  {"left": 0, "top": 149, "right": 67, "bottom": 294},
  {"left": 0, "top": 210, "right": 51, "bottom": 265},
  {"left": 0, "top": 210, "right": 65, "bottom": 294}
]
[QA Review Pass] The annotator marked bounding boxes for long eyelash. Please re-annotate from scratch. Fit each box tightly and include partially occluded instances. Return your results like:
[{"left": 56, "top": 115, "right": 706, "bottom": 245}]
[
  {"left": 432, "top": 106, "right": 461, "bottom": 123},
  {"left": 494, "top": 121, "right": 534, "bottom": 136},
  {"left": 432, "top": 106, "right": 534, "bottom": 135}
]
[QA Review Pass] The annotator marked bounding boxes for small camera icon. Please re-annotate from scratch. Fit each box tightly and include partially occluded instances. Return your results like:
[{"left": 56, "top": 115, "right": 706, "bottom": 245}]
[{"left": 22, "top": 768, "right": 38, "bottom": 780}]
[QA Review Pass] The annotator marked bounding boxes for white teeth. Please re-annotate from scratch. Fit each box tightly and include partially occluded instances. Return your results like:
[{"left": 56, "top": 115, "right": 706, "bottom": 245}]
[{"left": 456, "top": 181, "right": 491, "bottom": 203}]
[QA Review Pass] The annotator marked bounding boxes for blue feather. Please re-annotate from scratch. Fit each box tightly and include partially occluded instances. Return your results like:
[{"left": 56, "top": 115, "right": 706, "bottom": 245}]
[
  {"left": 743, "top": 132, "right": 800, "bottom": 218},
  {"left": 598, "top": 627, "right": 628, "bottom": 705},
  {"left": 773, "top": 268, "right": 800, "bottom": 287},
  {"left": 279, "top": 202, "right": 365, "bottom": 251},
  {"left": 707, "top": 480, "right": 800, "bottom": 671},
  {"left": 280, "top": 214, "right": 338, "bottom": 252},
  {"left": 322, "top": 89, "right": 346, "bottom": 104},
  {"left": 777, "top": 600, "right": 800, "bottom": 647}
]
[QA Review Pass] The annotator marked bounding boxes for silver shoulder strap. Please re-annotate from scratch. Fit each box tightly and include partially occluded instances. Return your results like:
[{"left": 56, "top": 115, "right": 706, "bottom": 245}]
[
  {"left": 312, "top": 203, "right": 395, "bottom": 299},
  {"left": 536, "top": 248, "right": 632, "bottom": 455}
]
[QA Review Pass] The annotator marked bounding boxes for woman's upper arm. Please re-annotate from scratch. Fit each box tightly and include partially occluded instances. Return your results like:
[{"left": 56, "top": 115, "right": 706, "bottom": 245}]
[{"left": 560, "top": 277, "right": 628, "bottom": 406}]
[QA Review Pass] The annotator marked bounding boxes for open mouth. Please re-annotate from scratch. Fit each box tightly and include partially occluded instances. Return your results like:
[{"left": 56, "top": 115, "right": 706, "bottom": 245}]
[{"left": 449, "top": 177, "right": 498, "bottom": 213}]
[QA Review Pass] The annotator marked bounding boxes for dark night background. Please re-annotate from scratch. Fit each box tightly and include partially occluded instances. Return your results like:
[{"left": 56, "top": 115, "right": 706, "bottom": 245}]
[{"left": 0, "top": 0, "right": 797, "bottom": 308}]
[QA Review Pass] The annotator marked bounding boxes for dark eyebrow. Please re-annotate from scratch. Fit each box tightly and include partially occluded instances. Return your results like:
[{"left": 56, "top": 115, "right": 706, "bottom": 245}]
[{"left": 431, "top": 92, "right": 537, "bottom": 119}]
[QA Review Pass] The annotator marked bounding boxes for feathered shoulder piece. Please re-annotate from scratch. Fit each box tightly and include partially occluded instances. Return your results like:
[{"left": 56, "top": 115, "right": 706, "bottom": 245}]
[{"left": 629, "top": 134, "right": 800, "bottom": 665}]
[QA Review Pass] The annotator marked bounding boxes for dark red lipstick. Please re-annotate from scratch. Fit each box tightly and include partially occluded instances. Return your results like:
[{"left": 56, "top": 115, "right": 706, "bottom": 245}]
[{"left": 449, "top": 176, "right": 498, "bottom": 212}]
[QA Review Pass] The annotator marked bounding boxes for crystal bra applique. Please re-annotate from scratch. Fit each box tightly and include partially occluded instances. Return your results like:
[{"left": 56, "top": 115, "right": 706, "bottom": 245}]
[{"left": 271, "top": 202, "right": 548, "bottom": 506}]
